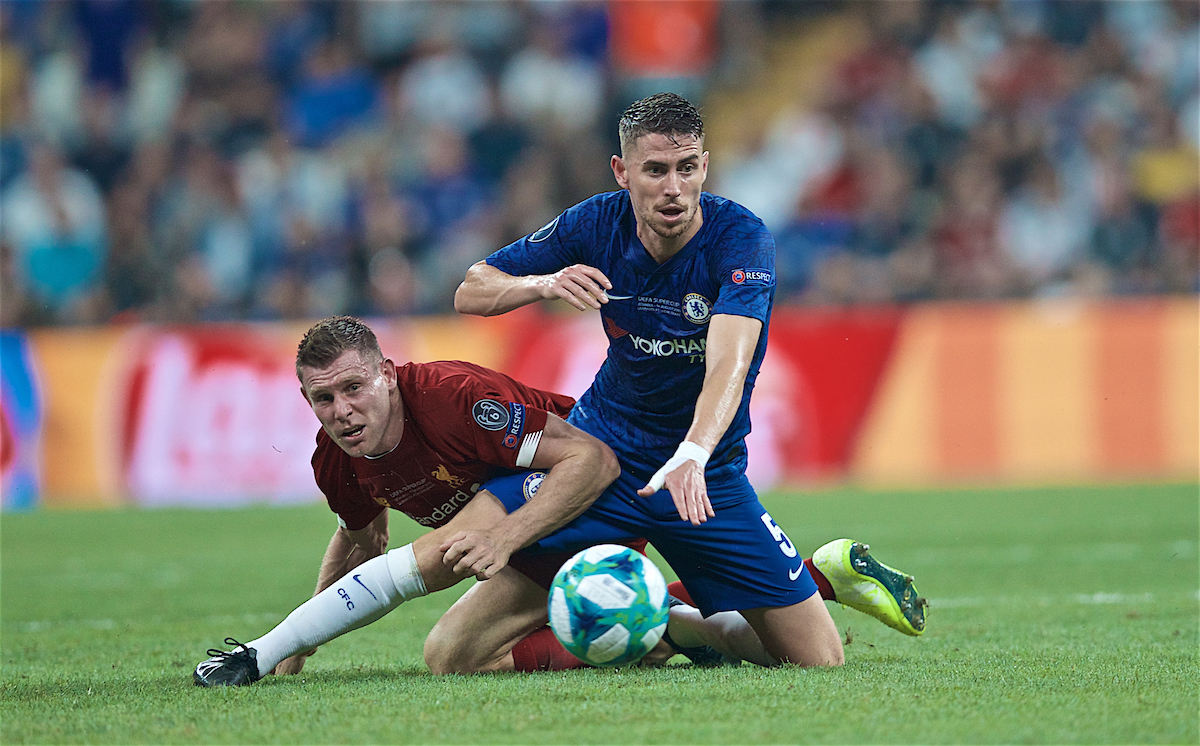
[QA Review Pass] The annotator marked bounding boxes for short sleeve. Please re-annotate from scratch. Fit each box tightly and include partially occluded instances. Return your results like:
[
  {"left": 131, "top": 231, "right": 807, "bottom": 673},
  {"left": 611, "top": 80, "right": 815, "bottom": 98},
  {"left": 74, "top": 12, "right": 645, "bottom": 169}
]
[
  {"left": 466, "top": 400, "right": 553, "bottom": 469},
  {"left": 311, "top": 431, "right": 383, "bottom": 531},
  {"left": 485, "top": 201, "right": 590, "bottom": 276},
  {"left": 423, "top": 365, "right": 566, "bottom": 471},
  {"left": 711, "top": 217, "right": 776, "bottom": 323}
]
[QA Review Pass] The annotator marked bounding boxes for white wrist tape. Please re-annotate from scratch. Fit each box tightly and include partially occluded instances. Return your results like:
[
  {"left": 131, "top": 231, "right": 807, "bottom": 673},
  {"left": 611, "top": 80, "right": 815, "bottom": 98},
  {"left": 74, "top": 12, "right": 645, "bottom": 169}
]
[{"left": 646, "top": 441, "right": 711, "bottom": 493}]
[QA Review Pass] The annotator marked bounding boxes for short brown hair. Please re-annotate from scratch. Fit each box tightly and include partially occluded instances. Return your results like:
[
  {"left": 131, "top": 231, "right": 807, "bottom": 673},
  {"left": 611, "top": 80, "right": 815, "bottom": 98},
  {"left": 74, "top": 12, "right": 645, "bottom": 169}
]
[
  {"left": 618, "top": 92, "right": 704, "bottom": 156},
  {"left": 295, "top": 316, "right": 382, "bottom": 381}
]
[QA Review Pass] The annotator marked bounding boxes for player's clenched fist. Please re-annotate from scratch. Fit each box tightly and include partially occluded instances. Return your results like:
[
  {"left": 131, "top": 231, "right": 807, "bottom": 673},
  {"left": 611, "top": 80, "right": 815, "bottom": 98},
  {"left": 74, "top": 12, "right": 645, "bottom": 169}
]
[
  {"left": 638, "top": 459, "right": 714, "bottom": 526},
  {"left": 439, "top": 530, "right": 513, "bottom": 581},
  {"left": 638, "top": 441, "right": 715, "bottom": 525},
  {"left": 541, "top": 264, "right": 613, "bottom": 311}
]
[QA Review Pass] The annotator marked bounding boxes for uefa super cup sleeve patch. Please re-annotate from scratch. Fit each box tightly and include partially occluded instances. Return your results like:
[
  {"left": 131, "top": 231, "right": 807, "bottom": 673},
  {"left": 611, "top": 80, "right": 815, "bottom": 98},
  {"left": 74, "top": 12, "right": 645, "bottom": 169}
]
[
  {"left": 529, "top": 215, "right": 559, "bottom": 242},
  {"left": 472, "top": 399, "right": 510, "bottom": 431}
]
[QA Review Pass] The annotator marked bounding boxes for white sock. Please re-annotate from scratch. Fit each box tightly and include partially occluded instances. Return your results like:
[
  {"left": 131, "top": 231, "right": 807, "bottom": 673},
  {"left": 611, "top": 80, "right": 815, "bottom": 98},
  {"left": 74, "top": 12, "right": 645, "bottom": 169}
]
[{"left": 246, "top": 543, "right": 427, "bottom": 677}]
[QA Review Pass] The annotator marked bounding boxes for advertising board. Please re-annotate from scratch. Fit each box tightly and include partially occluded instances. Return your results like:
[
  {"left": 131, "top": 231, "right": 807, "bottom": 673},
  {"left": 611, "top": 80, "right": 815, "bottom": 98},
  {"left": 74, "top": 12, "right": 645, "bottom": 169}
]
[{"left": 0, "top": 331, "right": 41, "bottom": 510}]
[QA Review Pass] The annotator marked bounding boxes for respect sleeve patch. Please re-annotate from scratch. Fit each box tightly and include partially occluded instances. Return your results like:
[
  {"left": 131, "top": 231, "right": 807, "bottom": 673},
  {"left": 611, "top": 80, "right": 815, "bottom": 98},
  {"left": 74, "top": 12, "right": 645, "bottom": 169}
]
[
  {"left": 730, "top": 268, "right": 774, "bottom": 286},
  {"left": 502, "top": 403, "right": 526, "bottom": 448}
]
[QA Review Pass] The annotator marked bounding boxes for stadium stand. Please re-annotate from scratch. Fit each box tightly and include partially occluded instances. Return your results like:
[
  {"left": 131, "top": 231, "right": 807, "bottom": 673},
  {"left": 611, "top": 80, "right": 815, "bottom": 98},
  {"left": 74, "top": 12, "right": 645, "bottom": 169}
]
[{"left": 1, "top": 0, "right": 1196, "bottom": 327}]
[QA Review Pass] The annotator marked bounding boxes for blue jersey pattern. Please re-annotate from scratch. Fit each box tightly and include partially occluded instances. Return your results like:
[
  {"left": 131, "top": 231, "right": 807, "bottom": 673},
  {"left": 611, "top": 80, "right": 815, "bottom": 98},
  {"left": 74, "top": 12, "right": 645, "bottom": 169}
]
[{"left": 487, "top": 191, "right": 776, "bottom": 480}]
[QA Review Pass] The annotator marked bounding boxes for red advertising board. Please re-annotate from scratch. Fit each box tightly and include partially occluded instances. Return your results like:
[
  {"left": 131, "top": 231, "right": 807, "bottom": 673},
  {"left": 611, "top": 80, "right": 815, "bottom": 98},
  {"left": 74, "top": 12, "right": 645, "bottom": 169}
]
[
  {"left": 766, "top": 306, "right": 904, "bottom": 478},
  {"left": 116, "top": 327, "right": 322, "bottom": 505},
  {"left": 9, "top": 300, "right": 1194, "bottom": 509},
  {"left": 111, "top": 324, "right": 410, "bottom": 506}
]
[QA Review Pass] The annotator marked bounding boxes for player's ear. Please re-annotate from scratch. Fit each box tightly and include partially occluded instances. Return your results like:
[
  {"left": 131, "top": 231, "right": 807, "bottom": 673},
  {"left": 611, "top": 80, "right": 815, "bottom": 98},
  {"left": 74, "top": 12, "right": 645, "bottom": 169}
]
[
  {"left": 296, "top": 369, "right": 312, "bottom": 404},
  {"left": 700, "top": 150, "right": 709, "bottom": 183},
  {"left": 380, "top": 358, "right": 396, "bottom": 385},
  {"left": 611, "top": 154, "right": 628, "bottom": 189}
]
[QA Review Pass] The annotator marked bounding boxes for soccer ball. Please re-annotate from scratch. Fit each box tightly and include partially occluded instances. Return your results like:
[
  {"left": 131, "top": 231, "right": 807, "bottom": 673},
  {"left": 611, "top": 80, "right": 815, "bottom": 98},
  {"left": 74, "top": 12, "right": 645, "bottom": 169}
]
[{"left": 548, "top": 544, "right": 670, "bottom": 667}]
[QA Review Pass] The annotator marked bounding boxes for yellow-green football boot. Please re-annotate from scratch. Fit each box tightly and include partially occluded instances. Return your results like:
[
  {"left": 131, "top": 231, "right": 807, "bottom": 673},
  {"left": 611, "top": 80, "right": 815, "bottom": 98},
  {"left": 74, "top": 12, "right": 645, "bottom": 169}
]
[{"left": 812, "top": 539, "right": 927, "bottom": 636}]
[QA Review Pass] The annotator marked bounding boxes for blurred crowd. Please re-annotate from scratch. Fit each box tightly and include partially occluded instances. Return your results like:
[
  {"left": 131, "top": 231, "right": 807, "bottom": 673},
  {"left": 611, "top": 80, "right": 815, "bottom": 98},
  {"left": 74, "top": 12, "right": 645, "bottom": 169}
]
[
  {"left": 721, "top": 0, "right": 1200, "bottom": 304},
  {"left": 0, "top": 0, "right": 1196, "bottom": 327}
]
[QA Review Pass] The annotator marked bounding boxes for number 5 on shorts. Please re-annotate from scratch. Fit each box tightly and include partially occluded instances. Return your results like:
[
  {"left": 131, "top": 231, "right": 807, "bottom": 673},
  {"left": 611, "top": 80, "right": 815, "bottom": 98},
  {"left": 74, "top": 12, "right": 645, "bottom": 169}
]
[{"left": 760, "top": 512, "right": 798, "bottom": 558}]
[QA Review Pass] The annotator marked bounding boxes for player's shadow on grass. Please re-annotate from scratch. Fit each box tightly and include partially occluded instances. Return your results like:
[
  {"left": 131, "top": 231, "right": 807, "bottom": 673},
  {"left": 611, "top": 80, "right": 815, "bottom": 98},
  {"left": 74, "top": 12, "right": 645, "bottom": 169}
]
[
  {"left": 257, "top": 665, "right": 610, "bottom": 688},
  {"left": 264, "top": 665, "right": 428, "bottom": 687},
  {"left": 180, "top": 659, "right": 704, "bottom": 692}
]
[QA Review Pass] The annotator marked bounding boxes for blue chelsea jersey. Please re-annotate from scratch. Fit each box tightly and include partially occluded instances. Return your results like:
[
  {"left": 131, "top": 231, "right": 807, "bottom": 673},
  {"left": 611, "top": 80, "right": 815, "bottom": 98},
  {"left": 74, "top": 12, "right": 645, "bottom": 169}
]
[{"left": 486, "top": 191, "right": 776, "bottom": 480}]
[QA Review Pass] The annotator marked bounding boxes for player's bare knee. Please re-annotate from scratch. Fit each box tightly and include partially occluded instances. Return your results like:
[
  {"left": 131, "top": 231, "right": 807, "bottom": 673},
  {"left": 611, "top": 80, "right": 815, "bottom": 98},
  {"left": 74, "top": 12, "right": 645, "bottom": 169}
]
[
  {"left": 768, "top": 640, "right": 844, "bottom": 668},
  {"left": 813, "top": 639, "right": 846, "bottom": 667},
  {"left": 423, "top": 651, "right": 461, "bottom": 676},
  {"left": 423, "top": 629, "right": 464, "bottom": 674},
  {"left": 806, "top": 629, "right": 845, "bottom": 667},
  {"left": 426, "top": 650, "right": 489, "bottom": 675},
  {"left": 423, "top": 625, "right": 490, "bottom": 675}
]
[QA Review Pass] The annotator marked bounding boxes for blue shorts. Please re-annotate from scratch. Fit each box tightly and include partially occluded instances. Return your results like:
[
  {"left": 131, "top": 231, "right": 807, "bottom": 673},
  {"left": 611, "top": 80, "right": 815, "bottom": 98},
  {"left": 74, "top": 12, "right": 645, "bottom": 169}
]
[{"left": 488, "top": 469, "right": 818, "bottom": 617}]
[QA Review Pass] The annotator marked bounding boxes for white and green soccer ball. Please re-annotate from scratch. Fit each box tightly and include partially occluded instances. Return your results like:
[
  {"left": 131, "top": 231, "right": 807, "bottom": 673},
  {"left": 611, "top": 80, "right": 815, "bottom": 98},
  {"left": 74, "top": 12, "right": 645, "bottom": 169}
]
[{"left": 548, "top": 544, "right": 670, "bottom": 667}]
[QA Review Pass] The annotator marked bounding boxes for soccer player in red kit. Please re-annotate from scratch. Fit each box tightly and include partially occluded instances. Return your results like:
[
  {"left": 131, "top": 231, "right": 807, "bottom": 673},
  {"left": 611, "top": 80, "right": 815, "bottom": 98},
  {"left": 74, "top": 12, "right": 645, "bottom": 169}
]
[{"left": 194, "top": 315, "right": 629, "bottom": 686}]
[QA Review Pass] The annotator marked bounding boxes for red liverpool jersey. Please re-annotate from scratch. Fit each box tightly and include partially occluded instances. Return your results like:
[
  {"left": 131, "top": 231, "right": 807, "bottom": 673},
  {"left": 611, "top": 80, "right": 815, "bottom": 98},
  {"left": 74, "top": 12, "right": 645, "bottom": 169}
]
[{"left": 312, "top": 361, "right": 575, "bottom": 531}]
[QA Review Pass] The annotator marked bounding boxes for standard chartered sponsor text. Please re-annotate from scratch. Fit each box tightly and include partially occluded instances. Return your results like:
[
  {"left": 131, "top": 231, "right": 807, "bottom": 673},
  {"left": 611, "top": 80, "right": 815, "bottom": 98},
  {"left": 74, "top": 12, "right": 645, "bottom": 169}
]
[{"left": 414, "top": 483, "right": 482, "bottom": 527}]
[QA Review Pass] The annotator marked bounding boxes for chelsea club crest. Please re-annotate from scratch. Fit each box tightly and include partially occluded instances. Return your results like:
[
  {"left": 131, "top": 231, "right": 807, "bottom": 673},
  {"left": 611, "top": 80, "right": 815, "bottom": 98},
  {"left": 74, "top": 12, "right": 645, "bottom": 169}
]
[
  {"left": 522, "top": 472, "right": 546, "bottom": 501},
  {"left": 682, "top": 293, "right": 711, "bottom": 325}
]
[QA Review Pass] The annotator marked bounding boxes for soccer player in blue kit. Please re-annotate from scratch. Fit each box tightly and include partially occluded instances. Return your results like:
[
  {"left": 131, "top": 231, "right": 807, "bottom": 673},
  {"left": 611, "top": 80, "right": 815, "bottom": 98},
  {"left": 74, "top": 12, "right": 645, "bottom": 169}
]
[{"left": 444, "top": 93, "right": 927, "bottom": 669}]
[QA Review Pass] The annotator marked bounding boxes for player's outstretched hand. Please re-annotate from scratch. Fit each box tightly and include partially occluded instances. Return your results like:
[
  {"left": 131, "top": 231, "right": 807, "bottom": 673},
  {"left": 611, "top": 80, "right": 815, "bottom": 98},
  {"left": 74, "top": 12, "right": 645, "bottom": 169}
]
[
  {"left": 542, "top": 264, "right": 613, "bottom": 311},
  {"left": 272, "top": 647, "right": 315, "bottom": 676},
  {"left": 637, "top": 460, "right": 715, "bottom": 526},
  {"left": 439, "top": 530, "right": 514, "bottom": 581}
]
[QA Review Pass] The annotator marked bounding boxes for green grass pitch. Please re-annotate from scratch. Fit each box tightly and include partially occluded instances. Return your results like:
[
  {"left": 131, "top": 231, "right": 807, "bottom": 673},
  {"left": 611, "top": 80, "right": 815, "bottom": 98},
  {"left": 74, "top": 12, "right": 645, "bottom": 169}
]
[{"left": 2, "top": 482, "right": 1197, "bottom": 744}]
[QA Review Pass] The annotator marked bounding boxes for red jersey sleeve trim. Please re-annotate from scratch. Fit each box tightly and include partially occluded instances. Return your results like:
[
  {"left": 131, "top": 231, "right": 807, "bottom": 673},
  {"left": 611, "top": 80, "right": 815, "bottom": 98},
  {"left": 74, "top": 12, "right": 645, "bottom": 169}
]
[{"left": 515, "top": 429, "right": 542, "bottom": 468}]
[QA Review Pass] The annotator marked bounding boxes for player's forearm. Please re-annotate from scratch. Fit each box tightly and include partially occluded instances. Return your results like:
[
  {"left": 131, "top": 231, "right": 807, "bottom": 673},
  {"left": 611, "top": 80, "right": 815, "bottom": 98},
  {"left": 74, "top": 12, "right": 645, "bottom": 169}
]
[
  {"left": 503, "top": 446, "right": 620, "bottom": 549},
  {"left": 685, "top": 357, "right": 747, "bottom": 449},
  {"left": 313, "top": 512, "right": 388, "bottom": 594},
  {"left": 684, "top": 316, "right": 758, "bottom": 451},
  {"left": 313, "top": 529, "right": 358, "bottom": 594},
  {"left": 454, "top": 262, "right": 548, "bottom": 316}
]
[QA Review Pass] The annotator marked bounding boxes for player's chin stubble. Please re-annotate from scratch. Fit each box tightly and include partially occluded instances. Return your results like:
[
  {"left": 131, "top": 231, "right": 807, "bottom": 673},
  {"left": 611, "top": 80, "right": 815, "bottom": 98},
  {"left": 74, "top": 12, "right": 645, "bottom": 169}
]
[{"left": 648, "top": 210, "right": 692, "bottom": 239}]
